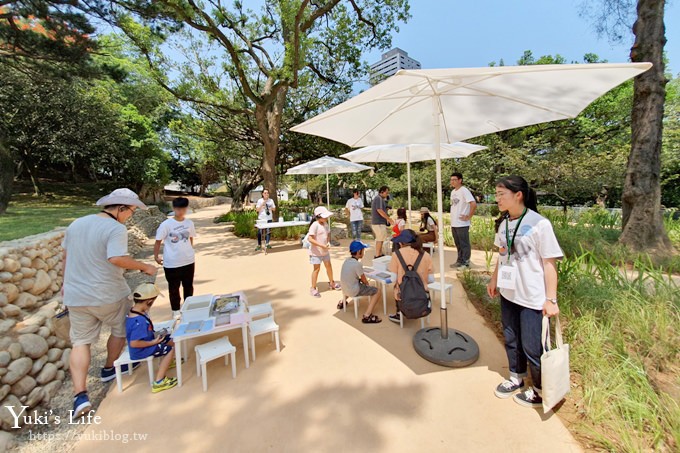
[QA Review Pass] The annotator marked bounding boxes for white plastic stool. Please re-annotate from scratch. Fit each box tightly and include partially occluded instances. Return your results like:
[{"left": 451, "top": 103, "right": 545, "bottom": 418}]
[
  {"left": 397, "top": 311, "right": 430, "bottom": 329},
  {"left": 248, "top": 302, "right": 275, "bottom": 321},
  {"left": 114, "top": 348, "right": 155, "bottom": 393},
  {"left": 428, "top": 281, "right": 454, "bottom": 305},
  {"left": 423, "top": 242, "right": 437, "bottom": 255},
  {"left": 249, "top": 317, "right": 280, "bottom": 361},
  {"left": 194, "top": 337, "right": 236, "bottom": 392},
  {"left": 342, "top": 294, "right": 371, "bottom": 319}
]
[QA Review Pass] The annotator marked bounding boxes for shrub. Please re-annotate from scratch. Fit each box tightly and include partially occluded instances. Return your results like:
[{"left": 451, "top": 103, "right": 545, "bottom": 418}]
[{"left": 214, "top": 210, "right": 307, "bottom": 240}]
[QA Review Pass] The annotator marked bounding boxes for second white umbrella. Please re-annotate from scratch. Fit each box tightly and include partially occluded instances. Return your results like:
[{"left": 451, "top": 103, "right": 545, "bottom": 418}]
[{"left": 341, "top": 142, "right": 487, "bottom": 227}]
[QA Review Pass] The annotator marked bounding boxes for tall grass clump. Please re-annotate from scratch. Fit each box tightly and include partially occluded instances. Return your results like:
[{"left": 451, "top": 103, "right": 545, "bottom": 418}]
[{"left": 461, "top": 251, "right": 680, "bottom": 451}]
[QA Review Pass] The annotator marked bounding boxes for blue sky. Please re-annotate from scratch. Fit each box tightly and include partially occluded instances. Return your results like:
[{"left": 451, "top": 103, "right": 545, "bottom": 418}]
[{"left": 363, "top": 0, "right": 678, "bottom": 76}]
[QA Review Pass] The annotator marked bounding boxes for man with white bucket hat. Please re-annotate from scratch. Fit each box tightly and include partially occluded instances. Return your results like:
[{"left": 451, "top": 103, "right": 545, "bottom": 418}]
[{"left": 62, "top": 188, "right": 158, "bottom": 417}]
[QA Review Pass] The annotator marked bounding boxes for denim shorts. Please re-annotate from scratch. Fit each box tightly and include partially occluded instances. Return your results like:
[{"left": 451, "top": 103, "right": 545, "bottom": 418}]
[{"left": 309, "top": 255, "right": 331, "bottom": 265}]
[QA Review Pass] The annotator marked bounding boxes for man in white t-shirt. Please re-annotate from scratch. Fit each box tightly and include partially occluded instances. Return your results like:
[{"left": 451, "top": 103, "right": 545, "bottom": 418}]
[
  {"left": 255, "top": 189, "right": 276, "bottom": 251},
  {"left": 449, "top": 173, "right": 477, "bottom": 268},
  {"left": 154, "top": 197, "right": 197, "bottom": 318},
  {"left": 62, "top": 188, "right": 157, "bottom": 417},
  {"left": 345, "top": 189, "right": 364, "bottom": 240}
]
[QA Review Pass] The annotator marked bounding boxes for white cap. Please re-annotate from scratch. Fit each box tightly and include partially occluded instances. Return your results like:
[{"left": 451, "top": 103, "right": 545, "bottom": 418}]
[
  {"left": 96, "top": 188, "right": 148, "bottom": 210},
  {"left": 314, "top": 206, "right": 333, "bottom": 219}
]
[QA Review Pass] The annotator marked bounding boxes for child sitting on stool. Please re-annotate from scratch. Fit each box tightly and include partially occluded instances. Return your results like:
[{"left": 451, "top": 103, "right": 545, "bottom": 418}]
[
  {"left": 126, "top": 283, "right": 178, "bottom": 393},
  {"left": 338, "top": 241, "right": 382, "bottom": 324}
]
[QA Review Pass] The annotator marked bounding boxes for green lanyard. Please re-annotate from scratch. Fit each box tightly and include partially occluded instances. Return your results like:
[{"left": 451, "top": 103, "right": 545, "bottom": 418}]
[{"left": 505, "top": 208, "right": 528, "bottom": 263}]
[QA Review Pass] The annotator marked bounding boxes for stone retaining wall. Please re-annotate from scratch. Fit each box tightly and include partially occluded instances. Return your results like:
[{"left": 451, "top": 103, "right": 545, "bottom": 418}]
[
  {"left": 0, "top": 207, "right": 168, "bottom": 432},
  {"left": 0, "top": 230, "right": 70, "bottom": 431}
]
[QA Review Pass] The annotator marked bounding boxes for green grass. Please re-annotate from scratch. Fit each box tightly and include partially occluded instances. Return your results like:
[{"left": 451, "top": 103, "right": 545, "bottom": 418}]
[
  {"left": 0, "top": 183, "right": 103, "bottom": 242},
  {"left": 461, "top": 254, "right": 680, "bottom": 451}
]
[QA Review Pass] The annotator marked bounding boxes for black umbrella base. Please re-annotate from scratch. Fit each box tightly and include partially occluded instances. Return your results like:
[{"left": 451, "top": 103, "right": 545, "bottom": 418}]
[{"left": 413, "top": 327, "right": 480, "bottom": 367}]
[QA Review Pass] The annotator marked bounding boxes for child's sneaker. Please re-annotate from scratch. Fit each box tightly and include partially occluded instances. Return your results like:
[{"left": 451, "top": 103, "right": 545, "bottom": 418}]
[
  {"left": 255, "top": 245, "right": 262, "bottom": 251},
  {"left": 152, "top": 377, "right": 178, "bottom": 393},
  {"left": 266, "top": 244, "right": 272, "bottom": 250},
  {"left": 513, "top": 388, "right": 542, "bottom": 408},
  {"left": 494, "top": 379, "right": 524, "bottom": 399},
  {"left": 73, "top": 392, "right": 92, "bottom": 417}
]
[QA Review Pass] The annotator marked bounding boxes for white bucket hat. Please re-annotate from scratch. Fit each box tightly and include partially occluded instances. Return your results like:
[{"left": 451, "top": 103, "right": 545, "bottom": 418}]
[
  {"left": 96, "top": 188, "right": 148, "bottom": 210},
  {"left": 314, "top": 206, "right": 333, "bottom": 219}
]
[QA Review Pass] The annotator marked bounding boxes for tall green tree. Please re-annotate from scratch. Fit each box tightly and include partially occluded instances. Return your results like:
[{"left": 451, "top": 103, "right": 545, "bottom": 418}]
[
  {"left": 98, "top": 0, "right": 410, "bottom": 203},
  {"left": 582, "top": 0, "right": 671, "bottom": 251},
  {"left": 0, "top": 0, "right": 98, "bottom": 213}
]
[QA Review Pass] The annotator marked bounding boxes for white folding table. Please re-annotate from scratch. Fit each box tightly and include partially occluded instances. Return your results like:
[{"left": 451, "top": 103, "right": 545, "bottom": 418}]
[
  {"left": 364, "top": 268, "right": 396, "bottom": 315},
  {"left": 172, "top": 291, "right": 250, "bottom": 387},
  {"left": 255, "top": 220, "right": 309, "bottom": 254}
]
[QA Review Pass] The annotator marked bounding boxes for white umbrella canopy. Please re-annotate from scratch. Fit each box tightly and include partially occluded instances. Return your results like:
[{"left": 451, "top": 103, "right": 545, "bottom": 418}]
[
  {"left": 291, "top": 63, "right": 651, "bottom": 367},
  {"left": 291, "top": 63, "right": 652, "bottom": 146},
  {"left": 341, "top": 142, "right": 488, "bottom": 227},
  {"left": 285, "top": 156, "right": 372, "bottom": 207},
  {"left": 342, "top": 142, "right": 486, "bottom": 163}
]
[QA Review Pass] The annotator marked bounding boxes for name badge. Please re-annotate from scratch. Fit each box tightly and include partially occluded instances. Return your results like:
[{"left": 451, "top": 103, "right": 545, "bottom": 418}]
[{"left": 497, "top": 263, "right": 517, "bottom": 290}]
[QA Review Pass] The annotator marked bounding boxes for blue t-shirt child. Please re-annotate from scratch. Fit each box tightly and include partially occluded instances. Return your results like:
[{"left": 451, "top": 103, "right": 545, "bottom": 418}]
[{"left": 125, "top": 314, "right": 157, "bottom": 360}]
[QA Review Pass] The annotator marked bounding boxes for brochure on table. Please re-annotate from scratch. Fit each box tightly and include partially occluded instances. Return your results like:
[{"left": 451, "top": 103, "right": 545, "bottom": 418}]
[{"left": 175, "top": 293, "right": 247, "bottom": 336}]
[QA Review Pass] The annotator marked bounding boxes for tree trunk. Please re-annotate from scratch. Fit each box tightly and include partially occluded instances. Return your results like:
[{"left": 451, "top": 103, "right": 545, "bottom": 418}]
[
  {"left": 620, "top": 0, "right": 671, "bottom": 252},
  {"left": 255, "top": 86, "right": 288, "bottom": 206},
  {"left": 0, "top": 141, "right": 13, "bottom": 214},
  {"left": 21, "top": 152, "right": 42, "bottom": 197}
]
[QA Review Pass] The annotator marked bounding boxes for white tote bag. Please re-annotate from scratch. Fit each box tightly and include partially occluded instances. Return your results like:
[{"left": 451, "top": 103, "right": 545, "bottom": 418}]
[{"left": 541, "top": 315, "right": 571, "bottom": 413}]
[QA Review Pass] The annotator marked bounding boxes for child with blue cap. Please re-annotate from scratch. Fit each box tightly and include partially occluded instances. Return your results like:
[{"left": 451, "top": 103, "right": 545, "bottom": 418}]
[{"left": 339, "top": 240, "right": 382, "bottom": 323}]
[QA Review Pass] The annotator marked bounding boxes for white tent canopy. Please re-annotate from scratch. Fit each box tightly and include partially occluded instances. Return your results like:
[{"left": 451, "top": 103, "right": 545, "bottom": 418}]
[
  {"left": 341, "top": 142, "right": 487, "bottom": 227},
  {"left": 285, "top": 156, "right": 372, "bottom": 207},
  {"left": 291, "top": 63, "right": 651, "bottom": 365}
]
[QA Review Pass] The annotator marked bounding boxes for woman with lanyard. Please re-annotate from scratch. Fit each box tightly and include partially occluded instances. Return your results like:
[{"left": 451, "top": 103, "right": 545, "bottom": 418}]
[{"left": 487, "top": 176, "right": 563, "bottom": 408}]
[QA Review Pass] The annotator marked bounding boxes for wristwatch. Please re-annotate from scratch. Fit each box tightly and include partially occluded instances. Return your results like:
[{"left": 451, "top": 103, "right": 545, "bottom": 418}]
[{"left": 546, "top": 297, "right": 558, "bottom": 305}]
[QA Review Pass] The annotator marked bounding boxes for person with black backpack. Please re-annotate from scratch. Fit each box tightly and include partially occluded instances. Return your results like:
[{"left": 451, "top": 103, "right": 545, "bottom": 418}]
[{"left": 387, "top": 229, "right": 434, "bottom": 324}]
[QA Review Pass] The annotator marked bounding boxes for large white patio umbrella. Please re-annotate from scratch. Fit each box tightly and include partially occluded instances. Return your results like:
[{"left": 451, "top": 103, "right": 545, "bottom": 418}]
[
  {"left": 285, "top": 156, "right": 372, "bottom": 208},
  {"left": 341, "top": 142, "right": 487, "bottom": 228},
  {"left": 292, "top": 63, "right": 651, "bottom": 367}
]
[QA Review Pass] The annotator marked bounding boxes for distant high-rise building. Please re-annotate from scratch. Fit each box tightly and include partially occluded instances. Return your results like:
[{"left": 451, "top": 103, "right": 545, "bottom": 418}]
[{"left": 369, "top": 48, "right": 421, "bottom": 84}]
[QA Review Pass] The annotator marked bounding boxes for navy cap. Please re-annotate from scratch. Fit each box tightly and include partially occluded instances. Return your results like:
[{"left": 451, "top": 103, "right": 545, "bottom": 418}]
[
  {"left": 391, "top": 229, "right": 417, "bottom": 244},
  {"left": 349, "top": 241, "right": 369, "bottom": 253}
]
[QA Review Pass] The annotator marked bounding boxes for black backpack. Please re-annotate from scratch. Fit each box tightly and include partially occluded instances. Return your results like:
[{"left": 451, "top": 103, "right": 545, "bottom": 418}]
[{"left": 395, "top": 249, "right": 431, "bottom": 319}]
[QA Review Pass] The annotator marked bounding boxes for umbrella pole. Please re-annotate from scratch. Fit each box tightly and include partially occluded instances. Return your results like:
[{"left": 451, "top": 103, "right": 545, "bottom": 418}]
[
  {"left": 326, "top": 170, "right": 330, "bottom": 209},
  {"left": 407, "top": 149, "right": 412, "bottom": 229},
  {"left": 411, "top": 96, "right": 479, "bottom": 368},
  {"left": 431, "top": 99, "right": 448, "bottom": 339}
]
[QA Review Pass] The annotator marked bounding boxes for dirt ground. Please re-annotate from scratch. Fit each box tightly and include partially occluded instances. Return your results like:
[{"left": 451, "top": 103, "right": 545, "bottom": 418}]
[{"left": 11, "top": 204, "right": 581, "bottom": 453}]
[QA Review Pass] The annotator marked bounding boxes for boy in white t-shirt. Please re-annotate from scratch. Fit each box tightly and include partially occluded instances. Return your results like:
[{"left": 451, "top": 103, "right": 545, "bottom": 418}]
[
  {"left": 449, "top": 172, "right": 477, "bottom": 268},
  {"left": 154, "top": 197, "right": 196, "bottom": 318},
  {"left": 345, "top": 189, "right": 364, "bottom": 240},
  {"left": 255, "top": 189, "right": 276, "bottom": 251}
]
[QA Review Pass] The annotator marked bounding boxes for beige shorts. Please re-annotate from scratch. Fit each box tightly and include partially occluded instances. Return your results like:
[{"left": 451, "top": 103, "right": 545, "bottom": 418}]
[
  {"left": 68, "top": 296, "right": 132, "bottom": 346},
  {"left": 371, "top": 225, "right": 389, "bottom": 242}
]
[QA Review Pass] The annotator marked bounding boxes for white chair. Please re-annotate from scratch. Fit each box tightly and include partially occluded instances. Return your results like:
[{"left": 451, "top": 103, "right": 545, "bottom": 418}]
[
  {"left": 423, "top": 242, "right": 437, "bottom": 255},
  {"left": 397, "top": 311, "right": 430, "bottom": 329},
  {"left": 248, "top": 302, "right": 275, "bottom": 321},
  {"left": 194, "top": 337, "right": 236, "bottom": 392},
  {"left": 249, "top": 317, "right": 280, "bottom": 361},
  {"left": 114, "top": 348, "right": 155, "bottom": 393},
  {"left": 428, "top": 281, "right": 454, "bottom": 305},
  {"left": 342, "top": 294, "right": 371, "bottom": 319}
]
